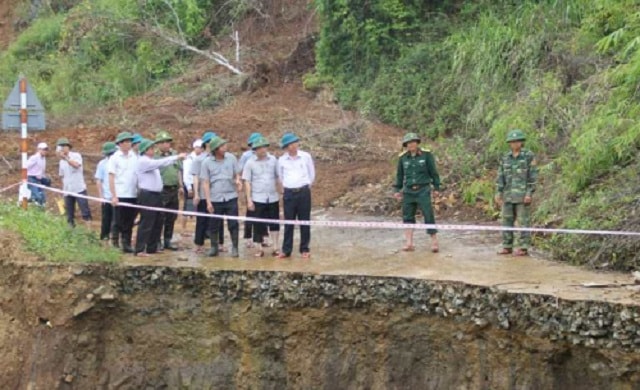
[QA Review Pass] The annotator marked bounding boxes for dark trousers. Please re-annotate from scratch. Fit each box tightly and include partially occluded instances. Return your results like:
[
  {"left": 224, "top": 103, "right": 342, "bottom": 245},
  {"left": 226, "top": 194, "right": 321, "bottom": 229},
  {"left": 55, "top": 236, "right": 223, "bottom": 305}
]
[
  {"left": 282, "top": 186, "right": 311, "bottom": 254},
  {"left": 159, "top": 186, "right": 179, "bottom": 245},
  {"left": 195, "top": 200, "right": 224, "bottom": 246},
  {"left": 114, "top": 197, "right": 137, "bottom": 247},
  {"left": 64, "top": 190, "right": 91, "bottom": 227},
  {"left": 244, "top": 209, "right": 255, "bottom": 239},
  {"left": 100, "top": 203, "right": 118, "bottom": 240},
  {"left": 208, "top": 199, "right": 239, "bottom": 240},
  {"left": 135, "top": 190, "right": 163, "bottom": 254},
  {"left": 253, "top": 201, "right": 280, "bottom": 244}
]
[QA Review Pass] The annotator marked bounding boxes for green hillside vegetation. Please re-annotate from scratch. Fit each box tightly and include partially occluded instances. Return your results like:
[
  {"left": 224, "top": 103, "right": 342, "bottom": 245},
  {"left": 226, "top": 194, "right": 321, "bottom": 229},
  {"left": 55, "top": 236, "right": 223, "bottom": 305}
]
[
  {"left": 0, "top": 0, "right": 247, "bottom": 114},
  {"left": 313, "top": 0, "right": 640, "bottom": 269}
]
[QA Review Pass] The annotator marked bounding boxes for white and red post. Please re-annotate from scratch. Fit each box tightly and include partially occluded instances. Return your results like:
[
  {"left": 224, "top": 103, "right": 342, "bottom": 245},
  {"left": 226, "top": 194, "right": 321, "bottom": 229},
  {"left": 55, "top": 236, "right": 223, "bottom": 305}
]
[{"left": 19, "top": 76, "right": 28, "bottom": 209}]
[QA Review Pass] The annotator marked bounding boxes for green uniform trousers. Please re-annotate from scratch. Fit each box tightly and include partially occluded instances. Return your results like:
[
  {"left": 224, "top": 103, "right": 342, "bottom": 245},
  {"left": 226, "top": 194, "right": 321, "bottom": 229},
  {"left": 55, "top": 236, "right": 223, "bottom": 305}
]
[
  {"left": 501, "top": 202, "right": 531, "bottom": 249},
  {"left": 402, "top": 187, "right": 437, "bottom": 235}
]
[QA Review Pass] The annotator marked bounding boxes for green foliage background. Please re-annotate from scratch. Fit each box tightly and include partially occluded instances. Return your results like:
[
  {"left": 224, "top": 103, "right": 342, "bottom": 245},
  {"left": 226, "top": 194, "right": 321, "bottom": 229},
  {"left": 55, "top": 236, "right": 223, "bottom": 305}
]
[
  {"left": 314, "top": 0, "right": 640, "bottom": 269},
  {"left": 0, "top": 0, "right": 247, "bottom": 114}
]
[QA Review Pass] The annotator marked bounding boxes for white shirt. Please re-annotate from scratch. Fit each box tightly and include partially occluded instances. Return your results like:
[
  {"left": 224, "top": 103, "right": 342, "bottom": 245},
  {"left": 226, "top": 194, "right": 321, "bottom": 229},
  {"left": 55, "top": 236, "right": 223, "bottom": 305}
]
[
  {"left": 183, "top": 152, "right": 198, "bottom": 190},
  {"left": 59, "top": 151, "right": 86, "bottom": 193},
  {"left": 26, "top": 153, "right": 46, "bottom": 177},
  {"left": 108, "top": 149, "right": 138, "bottom": 198},
  {"left": 277, "top": 150, "right": 315, "bottom": 189}
]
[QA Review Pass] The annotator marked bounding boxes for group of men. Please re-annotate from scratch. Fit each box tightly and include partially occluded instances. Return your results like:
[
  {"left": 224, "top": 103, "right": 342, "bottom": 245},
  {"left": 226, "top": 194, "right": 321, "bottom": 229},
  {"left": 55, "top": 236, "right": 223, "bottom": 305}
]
[
  {"left": 27, "top": 127, "right": 536, "bottom": 257},
  {"left": 94, "top": 129, "right": 315, "bottom": 258}
]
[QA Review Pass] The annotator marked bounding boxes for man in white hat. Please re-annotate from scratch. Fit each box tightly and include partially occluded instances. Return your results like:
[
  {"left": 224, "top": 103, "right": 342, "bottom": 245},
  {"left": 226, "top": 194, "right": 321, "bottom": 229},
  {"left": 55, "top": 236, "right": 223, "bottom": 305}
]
[{"left": 26, "top": 142, "right": 50, "bottom": 206}]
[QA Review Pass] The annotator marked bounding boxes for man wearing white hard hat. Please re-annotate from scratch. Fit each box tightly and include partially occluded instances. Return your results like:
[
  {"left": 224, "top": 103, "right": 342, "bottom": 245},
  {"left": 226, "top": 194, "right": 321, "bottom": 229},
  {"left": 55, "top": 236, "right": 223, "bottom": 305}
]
[{"left": 26, "top": 142, "right": 51, "bottom": 206}]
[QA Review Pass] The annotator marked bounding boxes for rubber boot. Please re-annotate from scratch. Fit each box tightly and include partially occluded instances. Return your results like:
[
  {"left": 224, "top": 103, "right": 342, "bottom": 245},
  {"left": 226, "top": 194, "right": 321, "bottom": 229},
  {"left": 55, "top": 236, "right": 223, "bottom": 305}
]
[
  {"left": 231, "top": 229, "right": 239, "bottom": 258},
  {"left": 207, "top": 236, "right": 219, "bottom": 257}
]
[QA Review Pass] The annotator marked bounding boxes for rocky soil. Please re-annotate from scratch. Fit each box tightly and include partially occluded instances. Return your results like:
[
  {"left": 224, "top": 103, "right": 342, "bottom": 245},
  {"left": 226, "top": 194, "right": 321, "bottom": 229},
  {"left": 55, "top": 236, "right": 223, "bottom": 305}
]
[{"left": 1, "top": 261, "right": 640, "bottom": 389}]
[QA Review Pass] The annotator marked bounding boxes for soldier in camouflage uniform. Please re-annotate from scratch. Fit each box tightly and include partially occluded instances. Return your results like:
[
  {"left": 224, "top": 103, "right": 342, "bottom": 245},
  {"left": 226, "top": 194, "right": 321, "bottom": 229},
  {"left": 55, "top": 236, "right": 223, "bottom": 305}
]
[
  {"left": 155, "top": 130, "right": 183, "bottom": 251},
  {"left": 495, "top": 129, "right": 538, "bottom": 256},
  {"left": 393, "top": 132, "right": 441, "bottom": 253}
]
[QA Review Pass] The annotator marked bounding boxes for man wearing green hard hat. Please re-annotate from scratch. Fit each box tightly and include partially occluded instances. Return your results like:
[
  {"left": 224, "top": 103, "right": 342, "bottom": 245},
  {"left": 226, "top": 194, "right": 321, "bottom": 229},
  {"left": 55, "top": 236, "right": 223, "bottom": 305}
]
[
  {"left": 134, "top": 138, "right": 187, "bottom": 256},
  {"left": 108, "top": 130, "right": 138, "bottom": 252},
  {"left": 154, "top": 130, "right": 183, "bottom": 251},
  {"left": 57, "top": 137, "right": 92, "bottom": 228},
  {"left": 191, "top": 130, "right": 226, "bottom": 254},
  {"left": 242, "top": 136, "right": 280, "bottom": 257},
  {"left": 95, "top": 141, "right": 118, "bottom": 242},
  {"left": 239, "top": 132, "right": 264, "bottom": 249},
  {"left": 495, "top": 129, "right": 538, "bottom": 256},
  {"left": 200, "top": 135, "right": 242, "bottom": 257},
  {"left": 393, "top": 132, "right": 441, "bottom": 253},
  {"left": 277, "top": 132, "right": 315, "bottom": 259}
]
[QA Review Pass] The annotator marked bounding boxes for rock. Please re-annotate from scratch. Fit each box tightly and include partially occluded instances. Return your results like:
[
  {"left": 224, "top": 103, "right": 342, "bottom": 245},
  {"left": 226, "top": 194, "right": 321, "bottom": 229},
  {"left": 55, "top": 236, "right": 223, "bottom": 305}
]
[
  {"left": 63, "top": 374, "right": 74, "bottom": 383},
  {"left": 100, "top": 293, "right": 116, "bottom": 301},
  {"left": 177, "top": 256, "right": 189, "bottom": 262},
  {"left": 85, "top": 294, "right": 95, "bottom": 301},
  {"left": 92, "top": 285, "right": 108, "bottom": 295},
  {"left": 73, "top": 300, "right": 96, "bottom": 317}
]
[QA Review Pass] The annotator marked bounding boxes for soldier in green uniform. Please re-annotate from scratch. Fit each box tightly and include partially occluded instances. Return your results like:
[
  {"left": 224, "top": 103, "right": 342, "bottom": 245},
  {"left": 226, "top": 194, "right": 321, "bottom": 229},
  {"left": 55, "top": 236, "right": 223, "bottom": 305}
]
[
  {"left": 494, "top": 129, "right": 538, "bottom": 256},
  {"left": 155, "top": 130, "right": 183, "bottom": 251},
  {"left": 393, "top": 132, "right": 441, "bottom": 253}
]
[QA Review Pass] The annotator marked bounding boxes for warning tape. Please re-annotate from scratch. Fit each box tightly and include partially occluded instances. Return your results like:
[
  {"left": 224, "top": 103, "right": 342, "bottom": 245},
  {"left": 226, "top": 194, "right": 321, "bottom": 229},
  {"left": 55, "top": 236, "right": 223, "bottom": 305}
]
[
  {"left": 20, "top": 182, "right": 640, "bottom": 237},
  {"left": 0, "top": 182, "right": 22, "bottom": 193}
]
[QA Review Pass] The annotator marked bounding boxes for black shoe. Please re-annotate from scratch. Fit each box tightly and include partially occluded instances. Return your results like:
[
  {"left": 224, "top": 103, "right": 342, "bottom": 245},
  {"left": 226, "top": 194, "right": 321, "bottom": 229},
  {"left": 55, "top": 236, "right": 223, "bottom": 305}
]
[
  {"left": 164, "top": 242, "right": 179, "bottom": 251},
  {"left": 122, "top": 245, "right": 134, "bottom": 254}
]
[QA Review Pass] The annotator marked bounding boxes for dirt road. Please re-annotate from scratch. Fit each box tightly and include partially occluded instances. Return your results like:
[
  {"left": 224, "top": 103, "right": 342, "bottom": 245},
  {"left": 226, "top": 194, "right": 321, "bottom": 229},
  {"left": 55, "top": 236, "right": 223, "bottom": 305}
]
[{"left": 128, "top": 208, "right": 640, "bottom": 305}]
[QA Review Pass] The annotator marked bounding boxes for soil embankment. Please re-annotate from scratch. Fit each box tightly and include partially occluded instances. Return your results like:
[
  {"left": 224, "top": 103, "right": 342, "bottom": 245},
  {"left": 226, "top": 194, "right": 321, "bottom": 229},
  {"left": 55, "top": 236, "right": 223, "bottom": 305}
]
[{"left": 1, "top": 259, "right": 639, "bottom": 389}]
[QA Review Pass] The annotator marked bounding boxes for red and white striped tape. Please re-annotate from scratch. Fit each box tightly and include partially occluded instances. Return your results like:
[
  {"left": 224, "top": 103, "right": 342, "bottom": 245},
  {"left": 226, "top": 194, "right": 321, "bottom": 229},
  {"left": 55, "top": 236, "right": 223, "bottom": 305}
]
[
  {"left": 0, "top": 182, "right": 21, "bottom": 194},
  {"left": 10, "top": 182, "right": 639, "bottom": 236}
]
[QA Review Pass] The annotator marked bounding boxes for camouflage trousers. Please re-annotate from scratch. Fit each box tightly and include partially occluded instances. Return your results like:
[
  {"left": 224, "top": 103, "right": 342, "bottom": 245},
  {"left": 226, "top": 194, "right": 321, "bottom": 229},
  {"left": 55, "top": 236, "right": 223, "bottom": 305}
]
[
  {"left": 501, "top": 202, "right": 531, "bottom": 249},
  {"left": 402, "top": 187, "right": 437, "bottom": 235}
]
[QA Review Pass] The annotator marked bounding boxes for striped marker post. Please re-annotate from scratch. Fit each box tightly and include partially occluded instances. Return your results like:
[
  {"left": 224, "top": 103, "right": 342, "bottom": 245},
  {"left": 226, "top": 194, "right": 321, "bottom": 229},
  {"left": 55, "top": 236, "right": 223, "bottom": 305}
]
[{"left": 19, "top": 76, "right": 28, "bottom": 209}]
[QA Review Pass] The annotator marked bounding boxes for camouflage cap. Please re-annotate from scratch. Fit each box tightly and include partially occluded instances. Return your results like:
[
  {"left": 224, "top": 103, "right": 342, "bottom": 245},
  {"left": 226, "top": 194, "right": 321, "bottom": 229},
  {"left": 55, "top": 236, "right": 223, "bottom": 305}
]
[
  {"left": 506, "top": 129, "right": 526, "bottom": 143},
  {"left": 402, "top": 132, "right": 421, "bottom": 147},
  {"left": 155, "top": 130, "right": 173, "bottom": 143}
]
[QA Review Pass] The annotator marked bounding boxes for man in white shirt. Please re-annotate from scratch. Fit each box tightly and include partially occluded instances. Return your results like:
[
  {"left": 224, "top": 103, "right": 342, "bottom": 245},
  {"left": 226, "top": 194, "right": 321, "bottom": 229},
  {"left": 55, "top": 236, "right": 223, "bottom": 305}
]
[
  {"left": 26, "top": 142, "right": 50, "bottom": 206},
  {"left": 181, "top": 139, "right": 202, "bottom": 232},
  {"left": 57, "top": 138, "right": 91, "bottom": 227},
  {"left": 108, "top": 131, "right": 138, "bottom": 252},
  {"left": 239, "top": 132, "right": 263, "bottom": 248},
  {"left": 95, "top": 142, "right": 118, "bottom": 241},
  {"left": 277, "top": 132, "right": 315, "bottom": 259},
  {"left": 243, "top": 136, "right": 281, "bottom": 257}
]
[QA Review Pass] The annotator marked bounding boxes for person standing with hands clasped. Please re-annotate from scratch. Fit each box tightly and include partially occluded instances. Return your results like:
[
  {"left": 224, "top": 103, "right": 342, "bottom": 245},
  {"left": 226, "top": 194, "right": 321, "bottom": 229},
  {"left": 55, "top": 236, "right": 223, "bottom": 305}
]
[
  {"left": 134, "top": 139, "right": 187, "bottom": 257},
  {"left": 243, "top": 136, "right": 281, "bottom": 257},
  {"left": 495, "top": 129, "right": 538, "bottom": 256},
  {"left": 200, "top": 136, "right": 242, "bottom": 258},
  {"left": 393, "top": 132, "right": 441, "bottom": 253},
  {"left": 57, "top": 137, "right": 92, "bottom": 227},
  {"left": 277, "top": 132, "right": 315, "bottom": 259},
  {"left": 108, "top": 131, "right": 138, "bottom": 253}
]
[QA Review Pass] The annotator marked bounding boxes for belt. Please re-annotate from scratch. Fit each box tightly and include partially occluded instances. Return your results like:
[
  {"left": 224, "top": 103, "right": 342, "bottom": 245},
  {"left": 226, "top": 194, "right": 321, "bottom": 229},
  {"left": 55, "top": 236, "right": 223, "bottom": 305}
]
[
  {"left": 163, "top": 185, "right": 179, "bottom": 189},
  {"left": 408, "top": 184, "right": 427, "bottom": 191},
  {"left": 285, "top": 185, "right": 309, "bottom": 192},
  {"left": 140, "top": 189, "right": 161, "bottom": 195}
]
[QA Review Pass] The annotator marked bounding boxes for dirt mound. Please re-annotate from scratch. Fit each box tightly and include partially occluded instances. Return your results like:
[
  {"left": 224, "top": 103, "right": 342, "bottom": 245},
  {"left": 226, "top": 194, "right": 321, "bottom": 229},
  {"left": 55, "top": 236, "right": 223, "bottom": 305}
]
[{"left": 0, "top": 0, "right": 16, "bottom": 49}]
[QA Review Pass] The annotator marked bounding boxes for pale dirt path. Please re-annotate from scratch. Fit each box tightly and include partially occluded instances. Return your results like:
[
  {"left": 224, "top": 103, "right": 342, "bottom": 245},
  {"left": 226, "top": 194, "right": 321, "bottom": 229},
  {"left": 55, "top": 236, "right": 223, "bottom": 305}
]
[{"left": 126, "top": 208, "right": 640, "bottom": 305}]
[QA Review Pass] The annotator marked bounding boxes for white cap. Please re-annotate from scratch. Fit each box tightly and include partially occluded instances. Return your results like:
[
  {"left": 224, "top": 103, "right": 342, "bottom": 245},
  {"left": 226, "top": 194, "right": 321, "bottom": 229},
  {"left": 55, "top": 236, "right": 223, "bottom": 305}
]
[
  {"left": 37, "top": 142, "right": 48, "bottom": 150},
  {"left": 193, "top": 139, "right": 203, "bottom": 148}
]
